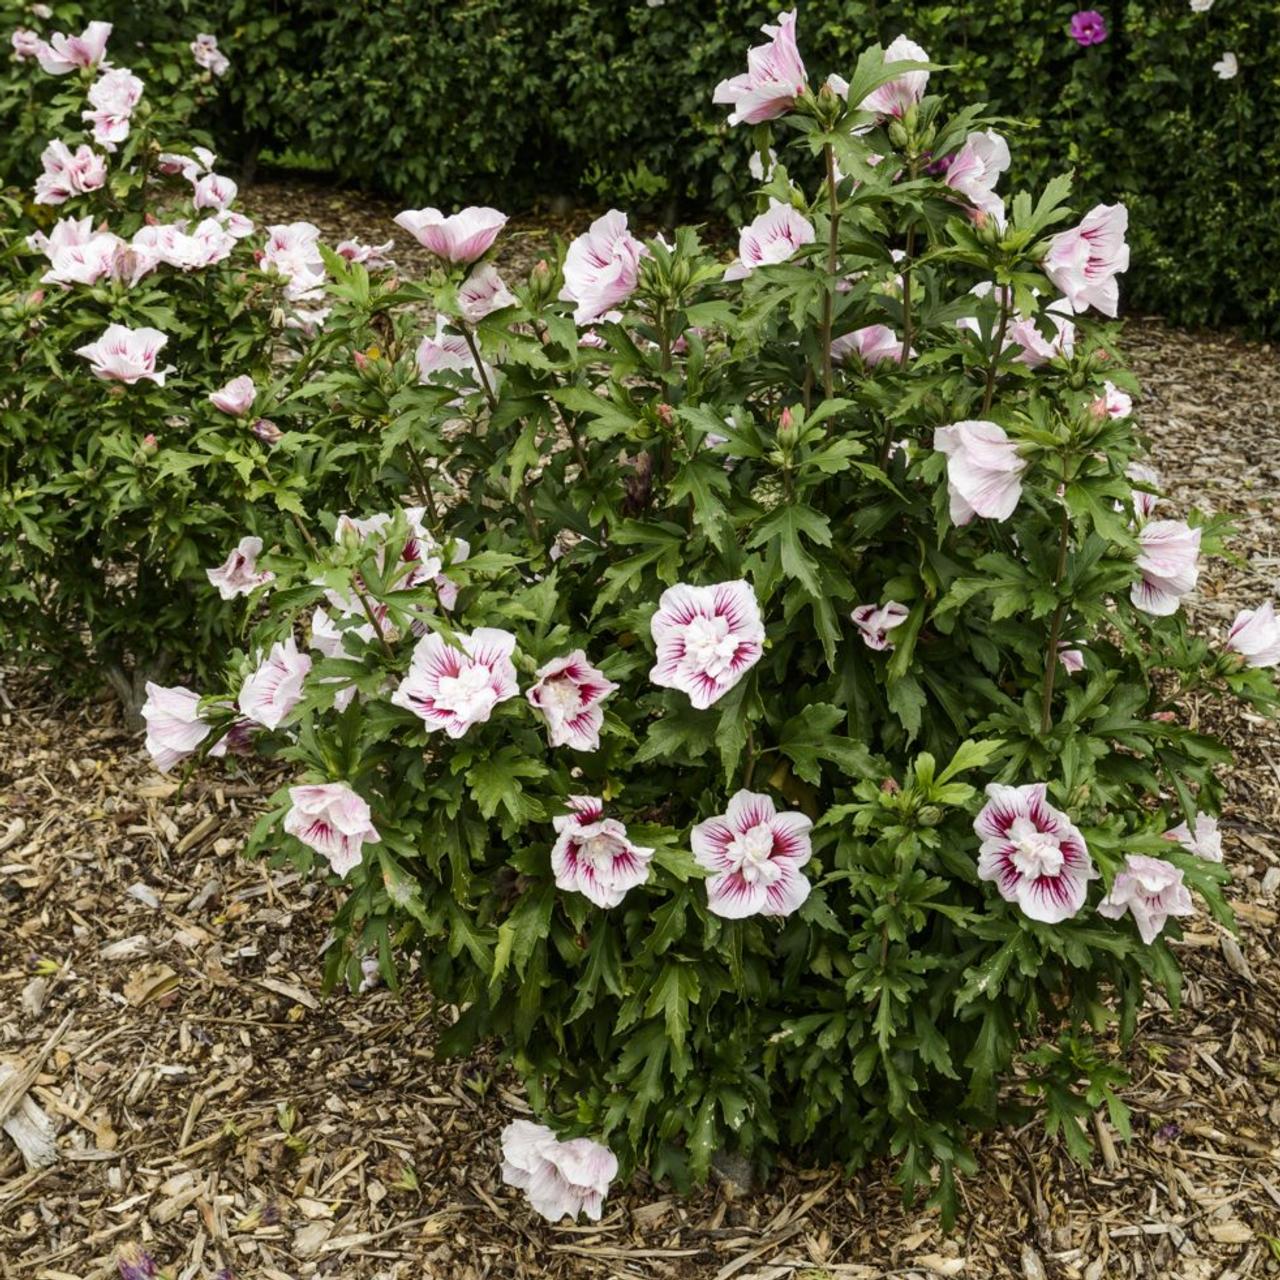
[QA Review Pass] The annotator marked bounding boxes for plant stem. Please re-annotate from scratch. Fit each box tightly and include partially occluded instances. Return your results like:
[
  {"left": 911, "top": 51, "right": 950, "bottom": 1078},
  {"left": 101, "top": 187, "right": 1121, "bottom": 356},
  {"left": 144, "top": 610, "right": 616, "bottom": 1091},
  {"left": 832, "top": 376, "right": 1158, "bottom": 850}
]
[
  {"left": 460, "top": 324, "right": 497, "bottom": 411},
  {"left": 1039, "top": 496, "right": 1073, "bottom": 735},
  {"left": 981, "top": 282, "right": 1010, "bottom": 416},
  {"left": 405, "top": 442, "right": 439, "bottom": 525},
  {"left": 820, "top": 143, "right": 841, "bottom": 403},
  {"left": 354, "top": 583, "right": 396, "bottom": 659}
]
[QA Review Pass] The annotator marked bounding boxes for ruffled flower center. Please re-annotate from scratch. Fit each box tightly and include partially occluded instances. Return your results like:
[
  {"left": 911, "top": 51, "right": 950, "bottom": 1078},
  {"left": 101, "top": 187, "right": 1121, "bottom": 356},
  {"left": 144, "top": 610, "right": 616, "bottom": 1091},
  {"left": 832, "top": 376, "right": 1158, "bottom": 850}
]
[
  {"left": 725, "top": 823, "right": 780, "bottom": 884},
  {"left": 580, "top": 831, "right": 627, "bottom": 868},
  {"left": 1008, "top": 817, "right": 1064, "bottom": 878},
  {"left": 684, "top": 615, "right": 739, "bottom": 679},
  {"left": 539, "top": 675, "right": 582, "bottom": 719},
  {"left": 436, "top": 661, "right": 497, "bottom": 718}
]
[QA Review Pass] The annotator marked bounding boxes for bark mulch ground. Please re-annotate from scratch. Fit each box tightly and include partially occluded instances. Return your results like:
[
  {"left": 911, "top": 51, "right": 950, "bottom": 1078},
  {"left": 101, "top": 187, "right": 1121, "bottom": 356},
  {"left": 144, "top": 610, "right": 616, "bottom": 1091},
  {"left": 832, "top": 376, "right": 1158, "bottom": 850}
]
[{"left": 1, "top": 190, "right": 1278, "bottom": 1279}]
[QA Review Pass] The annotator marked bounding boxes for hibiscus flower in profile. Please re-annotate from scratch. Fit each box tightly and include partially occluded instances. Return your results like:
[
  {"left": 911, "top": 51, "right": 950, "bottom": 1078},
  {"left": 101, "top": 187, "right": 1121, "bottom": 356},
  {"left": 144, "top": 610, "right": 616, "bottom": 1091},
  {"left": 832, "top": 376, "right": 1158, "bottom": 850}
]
[
  {"left": 558, "top": 210, "right": 647, "bottom": 325},
  {"left": 283, "top": 781, "right": 380, "bottom": 877},
  {"left": 75, "top": 324, "right": 173, "bottom": 386},
  {"left": 1130, "top": 519, "right": 1200, "bottom": 616},
  {"left": 713, "top": 9, "right": 808, "bottom": 126},
  {"left": 691, "top": 790, "right": 814, "bottom": 918},
  {"left": 500, "top": 1121, "right": 617, "bottom": 1223},
  {"left": 206, "top": 535, "right": 274, "bottom": 599},
  {"left": 974, "top": 782, "right": 1097, "bottom": 923},
  {"left": 933, "top": 420, "right": 1026, "bottom": 525},
  {"left": 394, "top": 206, "right": 507, "bottom": 264},
  {"left": 857, "top": 34, "right": 930, "bottom": 118},
  {"left": 723, "top": 201, "right": 815, "bottom": 281},
  {"left": 1097, "top": 855, "right": 1194, "bottom": 943},
  {"left": 649, "top": 580, "right": 765, "bottom": 709}
]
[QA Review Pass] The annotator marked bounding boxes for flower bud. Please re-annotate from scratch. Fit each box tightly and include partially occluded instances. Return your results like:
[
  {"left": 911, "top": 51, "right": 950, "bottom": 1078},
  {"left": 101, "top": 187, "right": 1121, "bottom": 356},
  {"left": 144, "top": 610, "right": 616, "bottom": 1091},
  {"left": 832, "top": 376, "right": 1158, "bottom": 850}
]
[
  {"left": 916, "top": 804, "right": 943, "bottom": 827},
  {"left": 27, "top": 289, "right": 45, "bottom": 307},
  {"left": 655, "top": 402, "right": 676, "bottom": 427},
  {"left": 777, "top": 405, "right": 800, "bottom": 451},
  {"left": 353, "top": 350, "right": 369, "bottom": 372},
  {"left": 141, "top": 433, "right": 157, "bottom": 451},
  {"left": 251, "top": 418, "right": 282, "bottom": 445},
  {"left": 880, "top": 777, "right": 901, "bottom": 794},
  {"left": 888, "top": 119, "right": 910, "bottom": 150}
]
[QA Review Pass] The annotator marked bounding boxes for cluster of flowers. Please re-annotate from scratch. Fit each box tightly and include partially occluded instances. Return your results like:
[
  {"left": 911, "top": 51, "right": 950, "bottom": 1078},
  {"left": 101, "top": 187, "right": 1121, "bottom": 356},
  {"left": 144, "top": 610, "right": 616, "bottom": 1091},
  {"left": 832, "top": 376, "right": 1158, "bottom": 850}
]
[{"left": 123, "top": 7, "right": 1278, "bottom": 1224}]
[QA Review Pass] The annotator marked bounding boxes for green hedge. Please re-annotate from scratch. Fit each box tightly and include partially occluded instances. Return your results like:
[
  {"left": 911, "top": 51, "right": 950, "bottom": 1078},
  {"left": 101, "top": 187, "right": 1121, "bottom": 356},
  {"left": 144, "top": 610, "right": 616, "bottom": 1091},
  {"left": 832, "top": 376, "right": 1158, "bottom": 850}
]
[{"left": 4, "top": 1, "right": 1277, "bottom": 332}]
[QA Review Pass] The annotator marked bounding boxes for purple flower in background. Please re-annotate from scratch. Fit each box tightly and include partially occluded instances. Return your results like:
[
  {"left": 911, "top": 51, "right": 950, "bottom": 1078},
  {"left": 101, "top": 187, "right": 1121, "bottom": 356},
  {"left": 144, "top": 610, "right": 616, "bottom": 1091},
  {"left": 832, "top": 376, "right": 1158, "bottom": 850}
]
[{"left": 1069, "top": 10, "right": 1108, "bottom": 46}]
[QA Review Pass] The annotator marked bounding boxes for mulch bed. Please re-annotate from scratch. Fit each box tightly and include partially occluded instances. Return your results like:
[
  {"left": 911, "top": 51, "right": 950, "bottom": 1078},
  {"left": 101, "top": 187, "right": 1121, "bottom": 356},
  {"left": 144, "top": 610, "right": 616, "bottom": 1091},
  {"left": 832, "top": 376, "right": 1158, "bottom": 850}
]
[{"left": 1, "top": 190, "right": 1278, "bottom": 1279}]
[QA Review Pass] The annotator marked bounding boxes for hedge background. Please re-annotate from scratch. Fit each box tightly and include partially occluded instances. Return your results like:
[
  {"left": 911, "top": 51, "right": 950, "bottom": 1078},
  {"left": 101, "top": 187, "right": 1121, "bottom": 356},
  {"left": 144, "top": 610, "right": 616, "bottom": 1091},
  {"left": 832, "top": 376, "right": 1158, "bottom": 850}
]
[{"left": 4, "top": 0, "right": 1277, "bottom": 333}]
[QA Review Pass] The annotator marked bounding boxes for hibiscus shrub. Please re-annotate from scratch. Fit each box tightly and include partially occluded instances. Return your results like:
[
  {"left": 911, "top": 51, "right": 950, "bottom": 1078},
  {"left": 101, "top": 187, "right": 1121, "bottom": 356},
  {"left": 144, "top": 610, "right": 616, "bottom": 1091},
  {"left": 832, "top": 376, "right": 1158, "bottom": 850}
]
[
  {"left": 0, "top": 21, "right": 410, "bottom": 710},
  {"left": 145, "top": 15, "right": 1280, "bottom": 1221}
]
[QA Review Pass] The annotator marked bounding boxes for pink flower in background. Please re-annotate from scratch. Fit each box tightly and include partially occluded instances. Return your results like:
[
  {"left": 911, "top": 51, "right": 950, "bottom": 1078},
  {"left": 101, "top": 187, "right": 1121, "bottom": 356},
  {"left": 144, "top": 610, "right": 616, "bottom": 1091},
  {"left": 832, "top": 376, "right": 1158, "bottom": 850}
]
[
  {"left": 141, "top": 682, "right": 212, "bottom": 772},
  {"left": 75, "top": 324, "right": 172, "bottom": 385},
  {"left": 415, "top": 316, "right": 487, "bottom": 385},
  {"left": 692, "top": 790, "right": 814, "bottom": 919},
  {"left": 192, "top": 173, "right": 238, "bottom": 212},
  {"left": 1126, "top": 461, "right": 1160, "bottom": 519},
  {"left": 391, "top": 628, "right": 519, "bottom": 737},
  {"left": 1226, "top": 601, "right": 1280, "bottom": 669},
  {"left": 831, "top": 324, "right": 910, "bottom": 366},
  {"left": 12, "top": 29, "right": 47, "bottom": 60},
  {"left": 284, "top": 783, "right": 380, "bottom": 877},
  {"left": 858, "top": 34, "right": 930, "bottom": 117},
  {"left": 458, "top": 263, "right": 516, "bottom": 323},
  {"left": 1131, "top": 519, "right": 1200, "bottom": 616},
  {"left": 933, "top": 420, "right": 1026, "bottom": 525},
  {"left": 1006, "top": 299, "right": 1076, "bottom": 367},
  {"left": 158, "top": 146, "right": 216, "bottom": 181},
  {"left": 975, "top": 782, "right": 1097, "bottom": 923},
  {"left": 649, "top": 580, "right": 764, "bottom": 709},
  {"left": 1058, "top": 643, "right": 1085, "bottom": 673},
  {"left": 500, "top": 1121, "right": 617, "bottom": 1223},
  {"left": 209, "top": 374, "right": 255, "bottom": 416},
  {"left": 191, "top": 33, "right": 229, "bottom": 76},
  {"left": 1091, "top": 380, "right": 1132, "bottom": 419},
  {"left": 261, "top": 222, "right": 326, "bottom": 300},
  {"left": 40, "top": 231, "right": 124, "bottom": 286},
  {"left": 36, "top": 21, "right": 111, "bottom": 74},
  {"left": 550, "top": 796, "right": 654, "bottom": 907},
  {"left": 220, "top": 210, "right": 255, "bottom": 239},
  {"left": 82, "top": 67, "right": 142, "bottom": 149},
  {"left": 206, "top": 535, "right": 274, "bottom": 599},
  {"left": 1097, "top": 855, "right": 1194, "bottom": 943},
  {"left": 1069, "top": 10, "right": 1108, "bottom": 46},
  {"left": 309, "top": 606, "right": 366, "bottom": 712},
  {"left": 335, "top": 237, "right": 394, "bottom": 269},
  {"left": 748, "top": 147, "right": 778, "bottom": 182},
  {"left": 1164, "top": 812, "right": 1222, "bottom": 862},
  {"left": 944, "top": 130, "right": 1010, "bottom": 222},
  {"left": 1191, "top": 0, "right": 1215, "bottom": 11},
  {"left": 238, "top": 636, "right": 312, "bottom": 729},
  {"left": 712, "top": 9, "right": 807, "bottom": 126},
  {"left": 559, "top": 210, "right": 648, "bottom": 324},
  {"left": 724, "top": 201, "right": 815, "bottom": 280},
  {"left": 1043, "top": 203, "right": 1130, "bottom": 317},
  {"left": 1213, "top": 52, "right": 1238, "bottom": 80},
  {"left": 851, "top": 601, "right": 910, "bottom": 651},
  {"left": 526, "top": 651, "right": 618, "bottom": 752},
  {"left": 393, "top": 206, "right": 507, "bottom": 264},
  {"left": 33, "top": 140, "right": 107, "bottom": 204},
  {"left": 252, "top": 418, "right": 282, "bottom": 444},
  {"left": 27, "top": 214, "right": 94, "bottom": 259}
]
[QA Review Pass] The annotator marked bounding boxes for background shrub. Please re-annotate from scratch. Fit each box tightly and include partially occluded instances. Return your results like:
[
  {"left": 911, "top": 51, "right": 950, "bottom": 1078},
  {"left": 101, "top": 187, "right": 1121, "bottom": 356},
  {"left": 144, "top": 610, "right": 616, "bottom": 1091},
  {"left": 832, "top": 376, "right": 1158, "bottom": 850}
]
[{"left": 4, "top": 1, "right": 1272, "bottom": 333}]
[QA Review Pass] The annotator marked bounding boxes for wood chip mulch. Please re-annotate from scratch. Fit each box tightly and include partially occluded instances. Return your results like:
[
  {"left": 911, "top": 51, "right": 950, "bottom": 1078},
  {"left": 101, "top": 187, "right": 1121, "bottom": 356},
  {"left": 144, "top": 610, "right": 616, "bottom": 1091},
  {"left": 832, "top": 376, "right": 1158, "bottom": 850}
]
[{"left": 1, "top": 189, "right": 1278, "bottom": 1279}]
